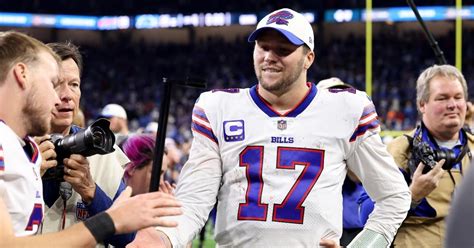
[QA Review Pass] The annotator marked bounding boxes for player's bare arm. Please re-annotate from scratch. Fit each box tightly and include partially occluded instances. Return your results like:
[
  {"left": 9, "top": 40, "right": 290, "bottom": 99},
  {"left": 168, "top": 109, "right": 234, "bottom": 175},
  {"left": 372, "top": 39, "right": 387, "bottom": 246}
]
[{"left": 0, "top": 187, "right": 182, "bottom": 247}]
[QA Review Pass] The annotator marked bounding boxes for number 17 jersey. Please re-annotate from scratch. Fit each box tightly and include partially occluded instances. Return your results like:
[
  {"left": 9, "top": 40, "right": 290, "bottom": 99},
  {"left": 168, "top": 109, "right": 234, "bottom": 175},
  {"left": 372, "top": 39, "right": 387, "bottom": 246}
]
[{"left": 163, "top": 83, "right": 409, "bottom": 247}]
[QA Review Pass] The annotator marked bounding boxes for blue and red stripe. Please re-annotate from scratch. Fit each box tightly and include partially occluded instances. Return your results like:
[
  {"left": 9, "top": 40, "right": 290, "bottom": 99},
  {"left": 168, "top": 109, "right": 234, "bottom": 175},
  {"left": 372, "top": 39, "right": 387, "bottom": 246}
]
[
  {"left": 350, "top": 117, "right": 380, "bottom": 142},
  {"left": 191, "top": 121, "right": 218, "bottom": 144},
  {"left": 192, "top": 106, "right": 209, "bottom": 123},
  {"left": 361, "top": 103, "right": 376, "bottom": 118}
]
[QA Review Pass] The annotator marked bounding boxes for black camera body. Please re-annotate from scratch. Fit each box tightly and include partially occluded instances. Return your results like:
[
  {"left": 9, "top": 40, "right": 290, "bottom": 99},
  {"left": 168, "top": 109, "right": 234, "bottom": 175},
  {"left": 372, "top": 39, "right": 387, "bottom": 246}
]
[
  {"left": 407, "top": 125, "right": 469, "bottom": 175},
  {"left": 42, "top": 118, "right": 116, "bottom": 181},
  {"left": 409, "top": 137, "right": 457, "bottom": 174}
]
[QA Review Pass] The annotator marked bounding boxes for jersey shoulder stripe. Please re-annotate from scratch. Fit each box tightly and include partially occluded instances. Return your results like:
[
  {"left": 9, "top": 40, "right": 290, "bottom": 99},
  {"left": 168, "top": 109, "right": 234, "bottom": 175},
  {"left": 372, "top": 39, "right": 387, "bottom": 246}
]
[
  {"left": 350, "top": 103, "right": 380, "bottom": 142},
  {"left": 192, "top": 106, "right": 209, "bottom": 123},
  {"left": 191, "top": 105, "right": 218, "bottom": 144},
  {"left": 191, "top": 89, "right": 250, "bottom": 144}
]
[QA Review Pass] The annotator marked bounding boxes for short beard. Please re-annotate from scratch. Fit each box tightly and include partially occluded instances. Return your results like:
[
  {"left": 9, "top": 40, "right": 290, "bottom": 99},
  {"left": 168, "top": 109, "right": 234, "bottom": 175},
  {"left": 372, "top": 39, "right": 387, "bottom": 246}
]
[
  {"left": 256, "top": 56, "right": 305, "bottom": 96},
  {"left": 22, "top": 88, "right": 50, "bottom": 137}
]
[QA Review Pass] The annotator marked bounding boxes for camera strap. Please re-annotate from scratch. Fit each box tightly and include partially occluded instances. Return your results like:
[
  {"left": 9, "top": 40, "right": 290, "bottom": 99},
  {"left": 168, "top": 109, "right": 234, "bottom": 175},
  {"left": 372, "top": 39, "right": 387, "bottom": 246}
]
[
  {"left": 442, "top": 127, "right": 471, "bottom": 173},
  {"left": 59, "top": 181, "right": 72, "bottom": 230},
  {"left": 405, "top": 133, "right": 418, "bottom": 180},
  {"left": 453, "top": 140, "right": 470, "bottom": 166}
]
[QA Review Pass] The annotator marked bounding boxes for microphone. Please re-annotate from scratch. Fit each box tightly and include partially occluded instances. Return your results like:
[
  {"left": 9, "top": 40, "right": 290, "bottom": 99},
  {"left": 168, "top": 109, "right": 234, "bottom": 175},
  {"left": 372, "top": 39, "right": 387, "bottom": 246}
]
[
  {"left": 406, "top": 0, "right": 447, "bottom": 65},
  {"left": 59, "top": 181, "right": 73, "bottom": 201}
]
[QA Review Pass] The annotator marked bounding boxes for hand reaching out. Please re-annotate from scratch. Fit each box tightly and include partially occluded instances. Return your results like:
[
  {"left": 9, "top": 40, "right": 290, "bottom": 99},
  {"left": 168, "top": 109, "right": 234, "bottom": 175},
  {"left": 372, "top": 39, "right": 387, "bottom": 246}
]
[
  {"left": 159, "top": 181, "right": 176, "bottom": 195},
  {"left": 106, "top": 187, "right": 182, "bottom": 234}
]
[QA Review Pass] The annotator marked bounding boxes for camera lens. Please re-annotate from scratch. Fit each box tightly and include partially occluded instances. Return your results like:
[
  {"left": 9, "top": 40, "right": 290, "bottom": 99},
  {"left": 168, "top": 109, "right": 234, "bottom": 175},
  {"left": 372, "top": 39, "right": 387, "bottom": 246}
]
[
  {"left": 42, "top": 118, "right": 115, "bottom": 181},
  {"left": 435, "top": 149, "right": 457, "bottom": 170},
  {"left": 91, "top": 127, "right": 106, "bottom": 147}
]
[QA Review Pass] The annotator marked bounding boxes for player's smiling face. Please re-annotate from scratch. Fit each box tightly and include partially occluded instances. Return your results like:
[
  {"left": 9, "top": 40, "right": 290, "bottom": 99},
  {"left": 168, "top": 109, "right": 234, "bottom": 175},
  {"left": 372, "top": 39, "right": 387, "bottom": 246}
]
[
  {"left": 253, "top": 29, "right": 309, "bottom": 95},
  {"left": 51, "top": 58, "right": 81, "bottom": 133}
]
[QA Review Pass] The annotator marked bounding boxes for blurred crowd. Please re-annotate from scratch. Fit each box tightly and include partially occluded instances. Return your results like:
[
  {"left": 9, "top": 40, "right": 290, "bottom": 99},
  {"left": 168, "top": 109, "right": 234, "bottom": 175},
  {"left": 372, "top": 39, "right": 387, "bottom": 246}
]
[
  {"left": 75, "top": 28, "right": 474, "bottom": 142},
  {"left": 69, "top": 28, "right": 474, "bottom": 201},
  {"left": 0, "top": 0, "right": 462, "bottom": 15}
]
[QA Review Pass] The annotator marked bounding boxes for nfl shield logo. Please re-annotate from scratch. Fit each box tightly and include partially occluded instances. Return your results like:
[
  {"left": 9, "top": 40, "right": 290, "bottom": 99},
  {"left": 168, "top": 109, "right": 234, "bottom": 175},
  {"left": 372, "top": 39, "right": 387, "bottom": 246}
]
[
  {"left": 277, "top": 120, "right": 287, "bottom": 130},
  {"left": 76, "top": 202, "right": 90, "bottom": 221}
]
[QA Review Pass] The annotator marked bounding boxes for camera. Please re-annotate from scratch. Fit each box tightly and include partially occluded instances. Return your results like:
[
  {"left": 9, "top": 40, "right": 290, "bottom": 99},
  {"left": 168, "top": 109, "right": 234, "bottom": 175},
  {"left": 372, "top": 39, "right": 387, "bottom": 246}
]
[
  {"left": 409, "top": 137, "right": 457, "bottom": 174},
  {"left": 42, "top": 118, "right": 116, "bottom": 181}
]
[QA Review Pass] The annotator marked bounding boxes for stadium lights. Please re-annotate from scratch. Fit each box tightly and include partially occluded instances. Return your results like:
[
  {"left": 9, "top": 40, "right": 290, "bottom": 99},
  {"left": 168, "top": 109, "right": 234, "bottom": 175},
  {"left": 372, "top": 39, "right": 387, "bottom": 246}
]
[
  {"left": 326, "top": 5, "right": 474, "bottom": 22},
  {"left": 1, "top": 6, "right": 472, "bottom": 30}
]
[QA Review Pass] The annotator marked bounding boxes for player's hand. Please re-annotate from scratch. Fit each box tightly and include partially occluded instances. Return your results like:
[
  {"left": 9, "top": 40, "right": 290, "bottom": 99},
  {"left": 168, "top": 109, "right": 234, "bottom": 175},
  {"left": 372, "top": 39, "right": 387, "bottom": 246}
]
[
  {"left": 319, "top": 239, "right": 340, "bottom": 248},
  {"left": 410, "top": 159, "right": 445, "bottom": 202},
  {"left": 107, "top": 187, "right": 182, "bottom": 234},
  {"left": 126, "top": 227, "right": 172, "bottom": 248},
  {"left": 63, "top": 154, "right": 96, "bottom": 203},
  {"left": 33, "top": 135, "right": 57, "bottom": 176},
  {"left": 159, "top": 181, "right": 176, "bottom": 195}
]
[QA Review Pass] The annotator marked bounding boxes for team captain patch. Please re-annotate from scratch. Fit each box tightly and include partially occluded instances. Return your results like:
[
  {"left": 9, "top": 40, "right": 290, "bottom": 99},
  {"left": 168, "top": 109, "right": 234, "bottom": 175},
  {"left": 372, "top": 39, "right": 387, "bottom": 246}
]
[{"left": 223, "top": 120, "right": 245, "bottom": 142}]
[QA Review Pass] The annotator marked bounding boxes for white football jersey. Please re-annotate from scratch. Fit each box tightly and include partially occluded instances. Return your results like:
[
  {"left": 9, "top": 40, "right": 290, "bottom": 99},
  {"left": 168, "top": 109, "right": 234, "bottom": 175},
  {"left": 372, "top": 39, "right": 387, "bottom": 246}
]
[
  {"left": 160, "top": 84, "right": 410, "bottom": 247},
  {"left": 0, "top": 121, "right": 44, "bottom": 236}
]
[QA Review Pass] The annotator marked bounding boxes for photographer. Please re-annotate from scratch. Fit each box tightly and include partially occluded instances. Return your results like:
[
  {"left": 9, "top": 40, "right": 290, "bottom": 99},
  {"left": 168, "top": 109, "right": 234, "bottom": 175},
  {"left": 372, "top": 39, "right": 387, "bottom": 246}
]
[
  {"left": 0, "top": 30, "right": 182, "bottom": 247},
  {"left": 35, "top": 42, "right": 135, "bottom": 247},
  {"left": 386, "top": 64, "right": 473, "bottom": 247}
]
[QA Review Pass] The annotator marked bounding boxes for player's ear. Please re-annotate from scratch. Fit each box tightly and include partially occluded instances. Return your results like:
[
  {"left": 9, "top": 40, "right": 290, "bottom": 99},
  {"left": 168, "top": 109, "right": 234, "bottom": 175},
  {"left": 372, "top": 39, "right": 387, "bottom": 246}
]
[
  {"left": 304, "top": 49, "right": 315, "bottom": 70},
  {"left": 12, "top": 62, "right": 29, "bottom": 90}
]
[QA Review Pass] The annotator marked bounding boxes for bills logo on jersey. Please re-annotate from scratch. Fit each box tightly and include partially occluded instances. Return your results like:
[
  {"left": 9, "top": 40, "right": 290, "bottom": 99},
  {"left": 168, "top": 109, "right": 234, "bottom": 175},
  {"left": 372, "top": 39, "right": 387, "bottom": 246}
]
[
  {"left": 277, "top": 120, "right": 287, "bottom": 130},
  {"left": 76, "top": 202, "right": 90, "bottom": 221},
  {"left": 223, "top": 120, "right": 245, "bottom": 142}
]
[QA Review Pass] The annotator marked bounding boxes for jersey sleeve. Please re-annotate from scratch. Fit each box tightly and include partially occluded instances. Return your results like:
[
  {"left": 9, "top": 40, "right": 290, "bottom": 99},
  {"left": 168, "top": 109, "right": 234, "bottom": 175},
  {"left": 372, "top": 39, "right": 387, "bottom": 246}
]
[
  {"left": 346, "top": 92, "right": 411, "bottom": 243},
  {"left": 157, "top": 93, "right": 222, "bottom": 247}
]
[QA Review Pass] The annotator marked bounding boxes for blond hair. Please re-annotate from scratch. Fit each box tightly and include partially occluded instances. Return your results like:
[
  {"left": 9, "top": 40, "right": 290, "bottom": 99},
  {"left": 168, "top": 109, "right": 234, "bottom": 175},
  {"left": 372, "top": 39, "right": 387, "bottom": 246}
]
[{"left": 0, "top": 31, "right": 59, "bottom": 84}]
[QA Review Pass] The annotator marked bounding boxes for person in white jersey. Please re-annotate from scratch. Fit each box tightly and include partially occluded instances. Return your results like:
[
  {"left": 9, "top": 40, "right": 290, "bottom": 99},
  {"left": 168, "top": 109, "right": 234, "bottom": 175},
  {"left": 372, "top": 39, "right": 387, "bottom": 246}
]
[
  {"left": 0, "top": 30, "right": 182, "bottom": 247},
  {"left": 129, "top": 8, "right": 410, "bottom": 248}
]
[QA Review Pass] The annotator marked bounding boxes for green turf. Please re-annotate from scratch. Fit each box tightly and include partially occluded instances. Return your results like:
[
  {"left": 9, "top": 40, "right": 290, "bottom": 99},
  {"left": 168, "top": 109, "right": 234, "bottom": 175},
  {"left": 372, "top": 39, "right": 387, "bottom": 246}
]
[{"left": 191, "top": 222, "right": 216, "bottom": 248}]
